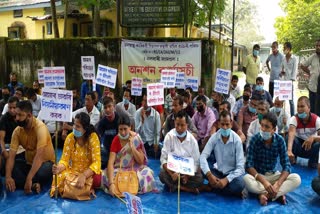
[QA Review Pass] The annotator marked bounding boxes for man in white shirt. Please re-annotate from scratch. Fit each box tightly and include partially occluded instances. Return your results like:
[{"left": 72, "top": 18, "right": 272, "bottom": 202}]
[
  {"left": 115, "top": 89, "right": 136, "bottom": 129},
  {"left": 135, "top": 94, "right": 161, "bottom": 157},
  {"left": 25, "top": 88, "right": 41, "bottom": 117},
  {"left": 160, "top": 110, "right": 203, "bottom": 193}
]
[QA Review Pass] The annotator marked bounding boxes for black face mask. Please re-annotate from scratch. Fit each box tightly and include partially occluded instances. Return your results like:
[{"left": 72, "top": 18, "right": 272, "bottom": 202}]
[
  {"left": 11, "top": 81, "right": 17, "bottom": 86},
  {"left": 243, "top": 95, "right": 250, "bottom": 101},
  {"left": 213, "top": 101, "right": 219, "bottom": 109},
  {"left": 17, "top": 118, "right": 28, "bottom": 128},
  {"left": 3, "top": 94, "right": 10, "bottom": 101},
  {"left": 197, "top": 105, "right": 204, "bottom": 112}
]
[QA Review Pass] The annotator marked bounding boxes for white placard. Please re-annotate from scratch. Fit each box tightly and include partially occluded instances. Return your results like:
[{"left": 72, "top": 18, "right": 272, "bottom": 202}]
[
  {"left": 131, "top": 77, "right": 143, "bottom": 96},
  {"left": 185, "top": 76, "right": 199, "bottom": 92},
  {"left": 81, "top": 56, "right": 95, "bottom": 80},
  {"left": 274, "top": 80, "right": 292, "bottom": 100},
  {"left": 43, "top": 66, "right": 66, "bottom": 88},
  {"left": 41, "top": 88, "right": 73, "bottom": 122},
  {"left": 175, "top": 72, "right": 185, "bottom": 89},
  {"left": 147, "top": 83, "right": 164, "bottom": 106},
  {"left": 167, "top": 153, "right": 195, "bottom": 176},
  {"left": 160, "top": 69, "right": 176, "bottom": 88},
  {"left": 214, "top": 68, "right": 231, "bottom": 95},
  {"left": 37, "top": 69, "right": 44, "bottom": 84},
  {"left": 96, "top": 64, "right": 117, "bottom": 89}
]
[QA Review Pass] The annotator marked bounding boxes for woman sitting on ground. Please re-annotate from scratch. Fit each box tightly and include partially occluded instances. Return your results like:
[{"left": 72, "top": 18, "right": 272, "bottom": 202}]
[
  {"left": 50, "top": 112, "right": 101, "bottom": 198},
  {"left": 102, "top": 115, "right": 156, "bottom": 196}
]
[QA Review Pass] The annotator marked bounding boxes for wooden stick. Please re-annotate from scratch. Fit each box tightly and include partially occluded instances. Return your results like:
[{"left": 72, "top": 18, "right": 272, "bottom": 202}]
[
  {"left": 178, "top": 173, "right": 181, "bottom": 214},
  {"left": 115, "top": 194, "right": 127, "bottom": 204},
  {"left": 54, "top": 121, "right": 58, "bottom": 199}
]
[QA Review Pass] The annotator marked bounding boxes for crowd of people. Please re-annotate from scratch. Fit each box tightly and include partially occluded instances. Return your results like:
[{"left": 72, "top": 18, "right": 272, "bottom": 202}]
[{"left": 0, "top": 40, "right": 320, "bottom": 207}]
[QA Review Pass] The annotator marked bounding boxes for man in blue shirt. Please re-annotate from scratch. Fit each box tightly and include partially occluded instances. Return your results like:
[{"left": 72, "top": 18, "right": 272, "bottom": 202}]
[
  {"left": 244, "top": 112, "right": 301, "bottom": 206},
  {"left": 200, "top": 110, "right": 245, "bottom": 197},
  {"left": 7, "top": 72, "right": 24, "bottom": 96}
]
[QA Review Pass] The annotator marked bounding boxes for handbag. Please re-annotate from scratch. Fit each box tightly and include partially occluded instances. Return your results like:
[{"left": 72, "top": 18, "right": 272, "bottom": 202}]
[
  {"left": 113, "top": 159, "right": 139, "bottom": 197},
  {"left": 62, "top": 173, "right": 93, "bottom": 201}
]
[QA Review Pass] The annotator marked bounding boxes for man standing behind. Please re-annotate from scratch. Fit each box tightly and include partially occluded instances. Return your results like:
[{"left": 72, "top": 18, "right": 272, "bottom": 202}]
[
  {"left": 7, "top": 72, "right": 24, "bottom": 96},
  {"left": 200, "top": 111, "right": 245, "bottom": 197},
  {"left": 5, "top": 101, "right": 55, "bottom": 194},
  {"left": 244, "top": 112, "right": 301, "bottom": 206},
  {"left": 266, "top": 41, "right": 284, "bottom": 98},
  {"left": 300, "top": 39, "right": 320, "bottom": 115},
  {"left": 243, "top": 44, "right": 261, "bottom": 86}
]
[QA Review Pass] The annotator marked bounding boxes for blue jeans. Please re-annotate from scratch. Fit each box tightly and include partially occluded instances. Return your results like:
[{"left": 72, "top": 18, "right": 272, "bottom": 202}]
[
  {"left": 312, "top": 176, "right": 320, "bottom": 196},
  {"left": 293, "top": 137, "right": 320, "bottom": 166},
  {"left": 207, "top": 169, "right": 245, "bottom": 196}
]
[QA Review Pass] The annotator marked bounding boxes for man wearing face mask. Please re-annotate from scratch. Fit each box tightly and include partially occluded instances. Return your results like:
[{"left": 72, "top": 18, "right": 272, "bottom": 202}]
[
  {"left": 287, "top": 96, "right": 320, "bottom": 168},
  {"left": 135, "top": 94, "right": 161, "bottom": 157},
  {"left": 270, "top": 97, "right": 290, "bottom": 137},
  {"left": 200, "top": 110, "right": 245, "bottom": 197},
  {"left": 244, "top": 112, "right": 301, "bottom": 206},
  {"left": 192, "top": 95, "right": 216, "bottom": 151},
  {"left": 116, "top": 89, "right": 136, "bottom": 129},
  {"left": 0, "top": 86, "right": 11, "bottom": 114},
  {"left": 160, "top": 111, "right": 203, "bottom": 194},
  {"left": 96, "top": 97, "right": 119, "bottom": 169},
  {"left": 243, "top": 44, "right": 261, "bottom": 86},
  {"left": 7, "top": 72, "right": 24, "bottom": 96},
  {"left": 233, "top": 87, "right": 252, "bottom": 120},
  {"left": 164, "top": 88, "right": 178, "bottom": 117},
  {"left": 300, "top": 39, "right": 320, "bottom": 115},
  {"left": 252, "top": 77, "right": 273, "bottom": 107},
  {"left": 5, "top": 101, "right": 55, "bottom": 194}
]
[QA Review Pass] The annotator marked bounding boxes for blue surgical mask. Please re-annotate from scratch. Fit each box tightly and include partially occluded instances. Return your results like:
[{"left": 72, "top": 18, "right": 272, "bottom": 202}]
[
  {"left": 253, "top": 50, "right": 259, "bottom": 56},
  {"left": 175, "top": 129, "right": 187, "bottom": 138},
  {"left": 123, "top": 98, "right": 129, "bottom": 105},
  {"left": 119, "top": 133, "right": 130, "bottom": 140},
  {"left": 255, "top": 85, "right": 264, "bottom": 91},
  {"left": 298, "top": 112, "right": 307, "bottom": 119},
  {"left": 260, "top": 130, "right": 272, "bottom": 140},
  {"left": 73, "top": 129, "right": 83, "bottom": 138},
  {"left": 258, "top": 113, "right": 264, "bottom": 121},
  {"left": 275, "top": 107, "right": 282, "bottom": 113},
  {"left": 249, "top": 106, "right": 256, "bottom": 114},
  {"left": 220, "top": 128, "right": 231, "bottom": 137}
]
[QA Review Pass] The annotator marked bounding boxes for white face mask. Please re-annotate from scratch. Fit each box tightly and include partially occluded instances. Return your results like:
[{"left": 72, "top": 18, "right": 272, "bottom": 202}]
[{"left": 119, "top": 133, "right": 129, "bottom": 140}]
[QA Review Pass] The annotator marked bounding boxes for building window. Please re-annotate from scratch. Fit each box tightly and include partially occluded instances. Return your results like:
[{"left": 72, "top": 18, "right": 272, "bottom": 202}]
[
  {"left": 8, "top": 27, "right": 22, "bottom": 39},
  {"left": 47, "top": 22, "right": 52, "bottom": 35},
  {"left": 72, "top": 23, "right": 78, "bottom": 37},
  {"left": 13, "top": 10, "right": 23, "bottom": 18}
]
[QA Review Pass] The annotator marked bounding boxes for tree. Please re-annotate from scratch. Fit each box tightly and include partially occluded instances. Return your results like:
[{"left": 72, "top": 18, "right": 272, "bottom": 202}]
[
  {"left": 50, "top": 0, "right": 60, "bottom": 38},
  {"left": 63, "top": 0, "right": 69, "bottom": 38},
  {"left": 275, "top": 0, "right": 320, "bottom": 52}
]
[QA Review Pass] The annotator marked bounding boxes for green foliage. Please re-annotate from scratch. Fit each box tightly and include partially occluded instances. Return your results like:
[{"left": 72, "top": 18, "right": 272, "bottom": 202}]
[
  {"left": 77, "top": 0, "right": 115, "bottom": 9},
  {"left": 275, "top": 0, "right": 320, "bottom": 52}
]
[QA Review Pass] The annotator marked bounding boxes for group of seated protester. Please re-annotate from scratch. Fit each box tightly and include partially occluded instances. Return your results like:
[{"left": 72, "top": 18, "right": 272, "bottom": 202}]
[{"left": 0, "top": 75, "right": 320, "bottom": 207}]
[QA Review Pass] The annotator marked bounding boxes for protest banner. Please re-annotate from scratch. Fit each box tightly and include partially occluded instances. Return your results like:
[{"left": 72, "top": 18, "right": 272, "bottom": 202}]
[
  {"left": 96, "top": 64, "right": 118, "bottom": 89},
  {"left": 81, "top": 56, "right": 95, "bottom": 80},
  {"left": 131, "top": 77, "right": 143, "bottom": 96},
  {"left": 161, "top": 69, "right": 177, "bottom": 88},
  {"left": 274, "top": 80, "right": 292, "bottom": 100},
  {"left": 124, "top": 192, "right": 144, "bottom": 214},
  {"left": 38, "top": 69, "right": 44, "bottom": 84},
  {"left": 214, "top": 68, "right": 231, "bottom": 95},
  {"left": 40, "top": 88, "right": 73, "bottom": 122},
  {"left": 175, "top": 72, "right": 185, "bottom": 89},
  {"left": 43, "top": 66, "right": 66, "bottom": 88},
  {"left": 167, "top": 153, "right": 195, "bottom": 176},
  {"left": 147, "top": 83, "right": 164, "bottom": 106},
  {"left": 185, "top": 76, "right": 199, "bottom": 92},
  {"left": 121, "top": 40, "right": 201, "bottom": 86}
]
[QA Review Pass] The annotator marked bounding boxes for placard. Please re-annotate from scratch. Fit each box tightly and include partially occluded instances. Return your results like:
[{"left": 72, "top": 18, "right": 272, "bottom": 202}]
[
  {"left": 147, "top": 83, "right": 164, "bottom": 106},
  {"left": 274, "top": 80, "right": 292, "bottom": 100},
  {"left": 37, "top": 69, "right": 44, "bottom": 84},
  {"left": 214, "top": 68, "right": 231, "bottom": 95},
  {"left": 43, "top": 66, "right": 66, "bottom": 88},
  {"left": 131, "top": 77, "right": 143, "bottom": 96},
  {"left": 185, "top": 76, "right": 199, "bottom": 92},
  {"left": 40, "top": 88, "right": 73, "bottom": 122},
  {"left": 96, "top": 64, "right": 117, "bottom": 89},
  {"left": 81, "top": 56, "right": 95, "bottom": 80},
  {"left": 175, "top": 72, "right": 185, "bottom": 89},
  {"left": 167, "top": 153, "right": 195, "bottom": 176},
  {"left": 160, "top": 69, "right": 176, "bottom": 88}
]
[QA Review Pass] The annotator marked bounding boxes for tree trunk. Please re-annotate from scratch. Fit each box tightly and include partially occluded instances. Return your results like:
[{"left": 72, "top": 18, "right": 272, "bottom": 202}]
[
  {"left": 93, "top": 0, "right": 101, "bottom": 37},
  {"left": 50, "top": 0, "right": 60, "bottom": 38},
  {"left": 208, "top": 1, "right": 214, "bottom": 40},
  {"left": 63, "top": 0, "right": 69, "bottom": 38}
]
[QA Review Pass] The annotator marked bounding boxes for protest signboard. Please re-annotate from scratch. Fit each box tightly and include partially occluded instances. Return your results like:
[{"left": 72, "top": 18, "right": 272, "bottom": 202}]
[
  {"left": 43, "top": 67, "right": 66, "bottom": 88},
  {"left": 274, "top": 80, "right": 292, "bottom": 100},
  {"left": 131, "top": 77, "right": 143, "bottom": 96},
  {"left": 96, "top": 64, "right": 118, "bottom": 89},
  {"left": 81, "top": 56, "right": 95, "bottom": 80},
  {"left": 167, "top": 153, "right": 195, "bottom": 176},
  {"left": 160, "top": 69, "right": 176, "bottom": 88},
  {"left": 175, "top": 72, "right": 185, "bottom": 89},
  {"left": 214, "top": 68, "right": 231, "bottom": 95},
  {"left": 146, "top": 83, "right": 164, "bottom": 106},
  {"left": 38, "top": 69, "right": 44, "bottom": 84},
  {"left": 40, "top": 88, "right": 73, "bottom": 122},
  {"left": 124, "top": 192, "right": 143, "bottom": 214},
  {"left": 185, "top": 76, "right": 199, "bottom": 92}
]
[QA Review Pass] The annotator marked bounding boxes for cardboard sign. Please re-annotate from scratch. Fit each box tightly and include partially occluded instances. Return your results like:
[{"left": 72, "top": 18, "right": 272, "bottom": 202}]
[
  {"left": 131, "top": 77, "right": 143, "bottom": 96},
  {"left": 160, "top": 69, "right": 176, "bottom": 88},
  {"left": 81, "top": 56, "right": 95, "bottom": 80},
  {"left": 167, "top": 153, "right": 195, "bottom": 176},
  {"left": 175, "top": 72, "right": 185, "bottom": 89},
  {"left": 147, "top": 83, "right": 164, "bottom": 106},
  {"left": 185, "top": 76, "right": 199, "bottom": 92},
  {"left": 274, "top": 80, "right": 293, "bottom": 100},
  {"left": 124, "top": 192, "right": 143, "bottom": 214},
  {"left": 96, "top": 64, "right": 118, "bottom": 89},
  {"left": 214, "top": 68, "right": 231, "bottom": 95},
  {"left": 43, "top": 66, "right": 66, "bottom": 88},
  {"left": 40, "top": 88, "right": 73, "bottom": 122}
]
